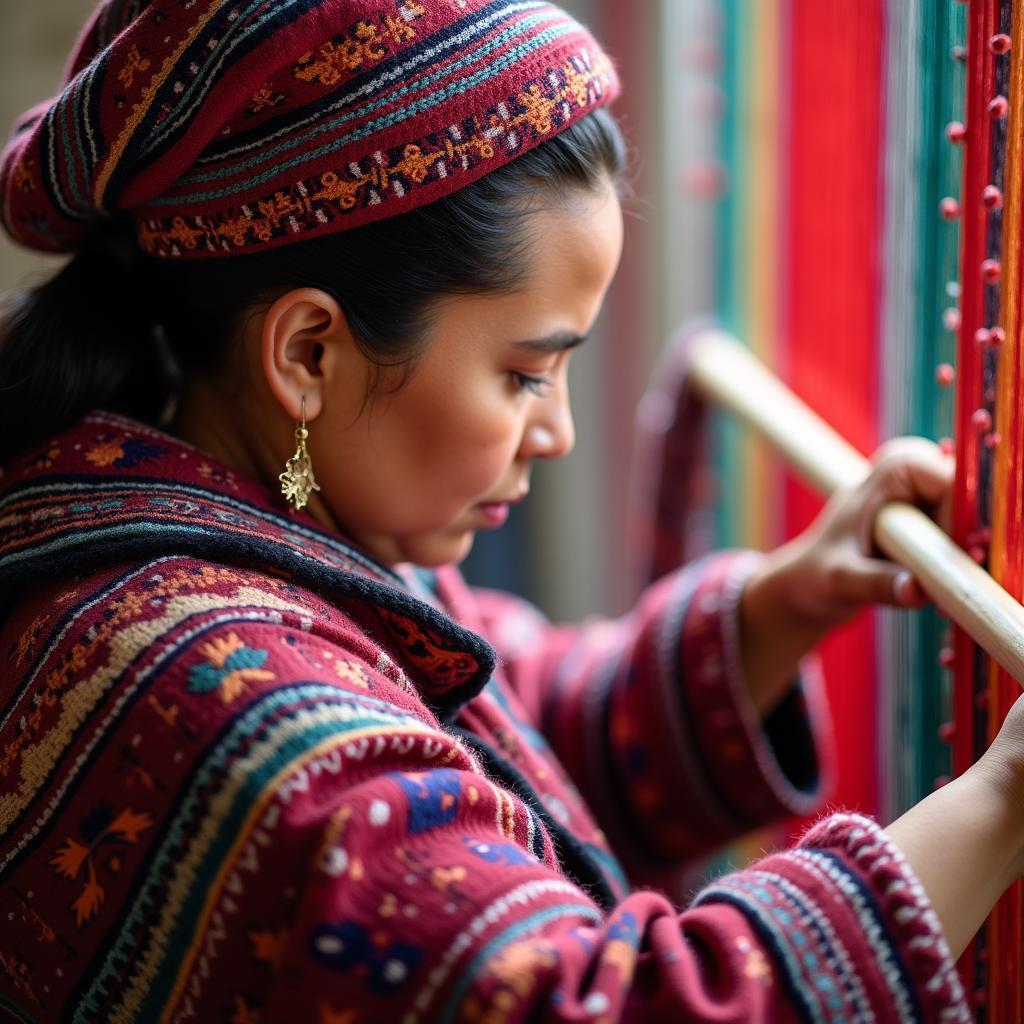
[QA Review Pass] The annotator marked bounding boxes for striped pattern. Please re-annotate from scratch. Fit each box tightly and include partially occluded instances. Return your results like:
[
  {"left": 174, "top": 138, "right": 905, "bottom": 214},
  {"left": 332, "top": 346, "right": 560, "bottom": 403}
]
[
  {"left": 695, "top": 814, "right": 970, "bottom": 1023},
  {"left": 1, "top": 0, "right": 618, "bottom": 257}
]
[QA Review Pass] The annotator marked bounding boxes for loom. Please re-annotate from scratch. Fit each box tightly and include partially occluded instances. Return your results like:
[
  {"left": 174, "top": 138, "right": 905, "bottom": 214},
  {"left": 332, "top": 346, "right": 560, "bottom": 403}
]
[{"left": 694, "top": 0, "right": 1024, "bottom": 1016}]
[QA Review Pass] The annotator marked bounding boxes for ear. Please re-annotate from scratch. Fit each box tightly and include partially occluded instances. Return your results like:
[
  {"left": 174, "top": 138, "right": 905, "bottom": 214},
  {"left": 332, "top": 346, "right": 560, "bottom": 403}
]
[{"left": 260, "top": 287, "right": 352, "bottom": 422}]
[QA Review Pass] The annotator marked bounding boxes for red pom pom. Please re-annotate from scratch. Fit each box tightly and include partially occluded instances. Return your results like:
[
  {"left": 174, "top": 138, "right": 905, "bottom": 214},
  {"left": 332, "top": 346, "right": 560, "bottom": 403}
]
[
  {"left": 981, "top": 258, "right": 1002, "bottom": 282},
  {"left": 935, "top": 362, "right": 955, "bottom": 387},
  {"left": 990, "top": 33, "right": 1012, "bottom": 55},
  {"left": 974, "top": 327, "right": 993, "bottom": 348},
  {"left": 989, "top": 325, "right": 1006, "bottom": 347},
  {"left": 938, "top": 436, "right": 955, "bottom": 456},
  {"left": 984, "top": 431, "right": 1002, "bottom": 449},
  {"left": 972, "top": 408, "right": 993, "bottom": 433},
  {"left": 982, "top": 184, "right": 1003, "bottom": 209},
  {"left": 969, "top": 545, "right": 988, "bottom": 564},
  {"left": 939, "top": 196, "right": 960, "bottom": 219},
  {"left": 938, "top": 721, "right": 956, "bottom": 743},
  {"left": 942, "top": 306, "right": 961, "bottom": 332},
  {"left": 939, "top": 646, "right": 956, "bottom": 668},
  {"left": 989, "top": 94, "right": 1009, "bottom": 119},
  {"left": 945, "top": 120, "right": 968, "bottom": 143}
]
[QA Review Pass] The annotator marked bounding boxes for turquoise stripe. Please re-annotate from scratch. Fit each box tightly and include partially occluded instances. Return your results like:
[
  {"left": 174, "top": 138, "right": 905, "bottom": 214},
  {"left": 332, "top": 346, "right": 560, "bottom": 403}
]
[
  {"left": 437, "top": 903, "right": 602, "bottom": 1024},
  {"left": 152, "top": 22, "right": 575, "bottom": 204},
  {"left": 174, "top": 8, "right": 557, "bottom": 186},
  {"left": 696, "top": 884, "right": 828, "bottom": 1024},
  {"left": 41, "top": 103, "right": 85, "bottom": 220},
  {"left": 57, "top": 83, "right": 90, "bottom": 212},
  {"left": 143, "top": 0, "right": 303, "bottom": 155},
  {"left": 76, "top": 684, "right": 428, "bottom": 1021},
  {"left": 712, "top": 0, "right": 745, "bottom": 549}
]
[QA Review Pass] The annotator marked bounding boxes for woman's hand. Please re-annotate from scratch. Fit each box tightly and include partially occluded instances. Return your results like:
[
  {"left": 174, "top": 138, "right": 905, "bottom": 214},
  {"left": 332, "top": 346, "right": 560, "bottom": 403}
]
[{"left": 739, "top": 437, "right": 954, "bottom": 714}]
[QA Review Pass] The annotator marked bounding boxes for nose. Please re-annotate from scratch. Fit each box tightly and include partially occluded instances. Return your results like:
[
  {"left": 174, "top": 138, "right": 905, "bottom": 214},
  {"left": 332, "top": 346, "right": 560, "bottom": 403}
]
[{"left": 519, "top": 386, "right": 575, "bottom": 461}]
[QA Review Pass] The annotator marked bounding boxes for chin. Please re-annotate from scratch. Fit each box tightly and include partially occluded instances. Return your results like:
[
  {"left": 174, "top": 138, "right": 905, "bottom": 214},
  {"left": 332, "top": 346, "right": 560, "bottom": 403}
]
[{"left": 402, "top": 530, "right": 476, "bottom": 568}]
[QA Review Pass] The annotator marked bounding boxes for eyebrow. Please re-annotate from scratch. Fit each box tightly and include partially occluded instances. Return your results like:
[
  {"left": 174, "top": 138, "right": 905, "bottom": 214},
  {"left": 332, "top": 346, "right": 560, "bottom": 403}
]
[{"left": 509, "top": 330, "right": 589, "bottom": 354}]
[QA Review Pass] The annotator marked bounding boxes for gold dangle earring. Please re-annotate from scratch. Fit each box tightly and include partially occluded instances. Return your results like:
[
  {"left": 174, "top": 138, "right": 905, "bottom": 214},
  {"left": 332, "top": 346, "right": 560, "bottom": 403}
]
[{"left": 279, "top": 397, "right": 321, "bottom": 512}]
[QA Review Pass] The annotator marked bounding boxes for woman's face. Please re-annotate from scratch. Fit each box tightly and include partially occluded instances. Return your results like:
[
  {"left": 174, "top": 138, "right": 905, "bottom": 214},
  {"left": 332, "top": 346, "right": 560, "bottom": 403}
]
[{"left": 312, "top": 179, "right": 624, "bottom": 567}]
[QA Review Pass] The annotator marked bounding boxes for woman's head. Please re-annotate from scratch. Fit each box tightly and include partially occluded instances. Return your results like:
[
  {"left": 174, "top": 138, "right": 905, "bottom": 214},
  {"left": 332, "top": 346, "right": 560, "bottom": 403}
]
[
  {"left": 166, "top": 106, "right": 625, "bottom": 565},
  {"left": 232, "top": 159, "right": 623, "bottom": 566},
  {"left": 0, "top": 0, "right": 626, "bottom": 565}
]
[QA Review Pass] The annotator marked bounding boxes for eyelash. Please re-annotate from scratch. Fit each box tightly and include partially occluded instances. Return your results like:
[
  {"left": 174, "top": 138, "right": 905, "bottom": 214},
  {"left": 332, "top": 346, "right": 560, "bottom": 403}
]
[{"left": 511, "top": 372, "right": 552, "bottom": 397}]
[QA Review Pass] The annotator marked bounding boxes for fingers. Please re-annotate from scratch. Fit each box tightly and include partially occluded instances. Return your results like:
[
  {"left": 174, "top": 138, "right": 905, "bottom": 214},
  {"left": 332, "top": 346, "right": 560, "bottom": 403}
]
[
  {"left": 891, "top": 569, "right": 928, "bottom": 608},
  {"left": 857, "top": 438, "right": 955, "bottom": 554},
  {"left": 828, "top": 557, "right": 928, "bottom": 610},
  {"left": 870, "top": 437, "right": 955, "bottom": 506}
]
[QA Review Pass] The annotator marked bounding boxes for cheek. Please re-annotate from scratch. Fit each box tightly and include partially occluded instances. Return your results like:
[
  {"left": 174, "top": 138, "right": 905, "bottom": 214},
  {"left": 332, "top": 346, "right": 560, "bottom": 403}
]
[{"left": 398, "top": 391, "right": 520, "bottom": 496}]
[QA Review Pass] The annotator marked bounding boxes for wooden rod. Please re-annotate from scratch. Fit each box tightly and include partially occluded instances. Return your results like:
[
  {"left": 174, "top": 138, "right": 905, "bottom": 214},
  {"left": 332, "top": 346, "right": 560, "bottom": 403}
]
[{"left": 687, "top": 327, "right": 1024, "bottom": 688}]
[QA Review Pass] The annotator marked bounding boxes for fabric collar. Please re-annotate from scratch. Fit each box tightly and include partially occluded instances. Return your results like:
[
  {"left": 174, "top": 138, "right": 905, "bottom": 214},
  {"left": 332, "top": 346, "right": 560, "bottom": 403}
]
[{"left": 0, "top": 411, "right": 495, "bottom": 719}]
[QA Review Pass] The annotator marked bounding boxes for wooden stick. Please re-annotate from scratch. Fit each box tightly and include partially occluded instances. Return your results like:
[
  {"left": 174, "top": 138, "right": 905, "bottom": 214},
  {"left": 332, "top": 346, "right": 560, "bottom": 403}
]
[{"left": 688, "top": 327, "right": 1024, "bottom": 688}]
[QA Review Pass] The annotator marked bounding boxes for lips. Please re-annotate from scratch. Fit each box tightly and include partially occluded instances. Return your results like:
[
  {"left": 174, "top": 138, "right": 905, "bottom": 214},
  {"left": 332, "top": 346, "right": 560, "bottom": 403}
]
[
  {"left": 474, "top": 489, "right": 527, "bottom": 528},
  {"left": 476, "top": 502, "right": 509, "bottom": 527}
]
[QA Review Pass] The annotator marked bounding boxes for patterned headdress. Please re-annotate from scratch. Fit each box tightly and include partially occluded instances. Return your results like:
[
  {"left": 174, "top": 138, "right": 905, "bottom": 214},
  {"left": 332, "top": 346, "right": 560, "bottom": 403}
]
[{"left": 0, "top": 0, "right": 618, "bottom": 260}]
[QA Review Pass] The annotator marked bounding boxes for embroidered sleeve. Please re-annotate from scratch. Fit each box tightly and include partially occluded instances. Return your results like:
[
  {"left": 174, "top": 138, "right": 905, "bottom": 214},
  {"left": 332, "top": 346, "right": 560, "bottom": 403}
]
[{"left": 466, "top": 551, "right": 834, "bottom": 867}]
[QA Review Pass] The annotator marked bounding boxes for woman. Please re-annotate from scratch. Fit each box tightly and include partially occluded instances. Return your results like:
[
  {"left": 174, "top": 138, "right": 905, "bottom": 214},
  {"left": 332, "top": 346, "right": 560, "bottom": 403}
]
[{"left": 0, "top": 2, "right": 1019, "bottom": 1020}]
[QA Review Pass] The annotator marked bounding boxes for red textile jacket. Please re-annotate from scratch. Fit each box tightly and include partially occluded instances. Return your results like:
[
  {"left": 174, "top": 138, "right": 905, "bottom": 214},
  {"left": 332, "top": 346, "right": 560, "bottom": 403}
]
[{"left": 0, "top": 411, "right": 968, "bottom": 1022}]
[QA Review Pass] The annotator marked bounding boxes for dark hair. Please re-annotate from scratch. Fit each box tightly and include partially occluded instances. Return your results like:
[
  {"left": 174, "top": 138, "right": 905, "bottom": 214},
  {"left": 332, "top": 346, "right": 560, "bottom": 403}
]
[{"left": 0, "top": 108, "right": 625, "bottom": 465}]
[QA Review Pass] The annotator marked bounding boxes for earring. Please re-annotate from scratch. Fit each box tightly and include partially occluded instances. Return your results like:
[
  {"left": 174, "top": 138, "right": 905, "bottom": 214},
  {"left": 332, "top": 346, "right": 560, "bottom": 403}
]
[{"left": 279, "top": 397, "right": 321, "bottom": 512}]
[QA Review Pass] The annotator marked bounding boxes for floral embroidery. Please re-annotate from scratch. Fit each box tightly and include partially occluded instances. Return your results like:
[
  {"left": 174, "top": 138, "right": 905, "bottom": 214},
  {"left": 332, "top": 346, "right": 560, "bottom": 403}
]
[
  {"left": 24, "top": 439, "right": 61, "bottom": 472},
  {"left": 138, "top": 53, "right": 612, "bottom": 258},
  {"left": 10, "top": 613, "right": 47, "bottom": 668},
  {"left": 334, "top": 658, "right": 370, "bottom": 689},
  {"left": 378, "top": 610, "right": 479, "bottom": 686},
  {"left": 197, "top": 461, "right": 238, "bottom": 489},
  {"left": 229, "top": 994, "right": 262, "bottom": 1024},
  {"left": 84, "top": 435, "right": 166, "bottom": 468},
  {"left": 188, "top": 633, "right": 274, "bottom": 703},
  {"left": 293, "top": 1, "right": 426, "bottom": 86},
  {"left": 736, "top": 935, "right": 773, "bottom": 984},
  {"left": 0, "top": 949, "right": 42, "bottom": 1009},
  {"left": 249, "top": 926, "right": 289, "bottom": 971},
  {"left": 50, "top": 801, "right": 153, "bottom": 926},
  {"left": 318, "top": 1004, "right": 359, "bottom": 1024},
  {"left": 117, "top": 44, "right": 151, "bottom": 90},
  {"left": 13, "top": 155, "right": 35, "bottom": 192},
  {"left": 246, "top": 84, "right": 288, "bottom": 117}
]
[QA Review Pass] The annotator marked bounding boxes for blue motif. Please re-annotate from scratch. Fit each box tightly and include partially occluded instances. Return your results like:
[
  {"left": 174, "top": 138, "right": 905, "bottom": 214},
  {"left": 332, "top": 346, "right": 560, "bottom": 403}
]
[
  {"left": 395, "top": 769, "right": 462, "bottom": 834},
  {"left": 463, "top": 837, "right": 534, "bottom": 866},
  {"left": 309, "top": 920, "right": 423, "bottom": 995},
  {"left": 608, "top": 911, "right": 639, "bottom": 946}
]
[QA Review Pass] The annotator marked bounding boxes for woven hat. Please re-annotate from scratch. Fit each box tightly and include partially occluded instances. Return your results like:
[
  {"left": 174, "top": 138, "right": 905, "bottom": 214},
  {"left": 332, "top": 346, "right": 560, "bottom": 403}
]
[{"left": 0, "top": 0, "right": 618, "bottom": 260}]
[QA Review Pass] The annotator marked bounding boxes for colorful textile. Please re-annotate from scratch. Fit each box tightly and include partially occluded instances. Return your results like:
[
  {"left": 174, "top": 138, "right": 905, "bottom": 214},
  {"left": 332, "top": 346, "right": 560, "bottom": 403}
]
[
  {"left": 0, "top": 0, "right": 618, "bottom": 259},
  {"left": 0, "top": 413, "right": 968, "bottom": 1020}
]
